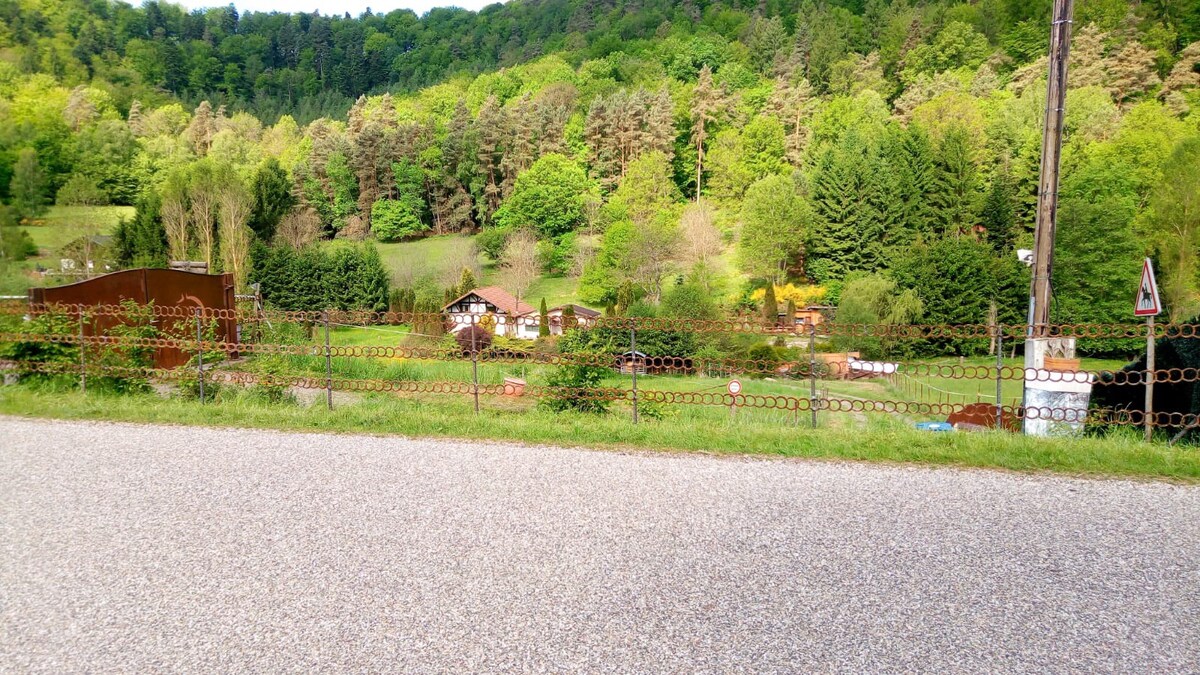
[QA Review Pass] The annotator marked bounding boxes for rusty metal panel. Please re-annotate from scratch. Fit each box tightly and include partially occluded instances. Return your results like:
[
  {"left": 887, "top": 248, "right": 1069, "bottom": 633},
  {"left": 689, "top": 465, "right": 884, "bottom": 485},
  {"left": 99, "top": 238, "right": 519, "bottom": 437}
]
[{"left": 29, "top": 269, "right": 237, "bottom": 368}]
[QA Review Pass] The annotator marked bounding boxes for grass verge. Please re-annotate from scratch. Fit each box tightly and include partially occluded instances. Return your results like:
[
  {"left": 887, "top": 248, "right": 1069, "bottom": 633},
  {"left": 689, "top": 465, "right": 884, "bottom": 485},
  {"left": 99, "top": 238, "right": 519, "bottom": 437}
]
[{"left": 0, "top": 387, "right": 1195, "bottom": 482}]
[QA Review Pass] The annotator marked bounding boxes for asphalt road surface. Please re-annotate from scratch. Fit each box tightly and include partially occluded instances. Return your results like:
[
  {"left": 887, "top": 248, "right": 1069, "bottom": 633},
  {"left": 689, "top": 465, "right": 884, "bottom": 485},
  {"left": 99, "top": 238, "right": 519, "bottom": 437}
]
[{"left": 1, "top": 417, "right": 1198, "bottom": 672}]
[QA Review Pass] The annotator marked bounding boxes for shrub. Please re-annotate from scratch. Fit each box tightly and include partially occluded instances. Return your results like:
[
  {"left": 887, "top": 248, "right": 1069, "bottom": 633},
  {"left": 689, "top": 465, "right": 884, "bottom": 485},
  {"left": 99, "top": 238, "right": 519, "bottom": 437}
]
[
  {"left": 540, "top": 350, "right": 611, "bottom": 414},
  {"left": 0, "top": 308, "right": 79, "bottom": 388},
  {"left": 456, "top": 325, "right": 493, "bottom": 353},
  {"left": 476, "top": 226, "right": 511, "bottom": 261},
  {"left": 371, "top": 198, "right": 428, "bottom": 242},
  {"left": 250, "top": 242, "right": 389, "bottom": 312},
  {"left": 0, "top": 227, "right": 37, "bottom": 261}
]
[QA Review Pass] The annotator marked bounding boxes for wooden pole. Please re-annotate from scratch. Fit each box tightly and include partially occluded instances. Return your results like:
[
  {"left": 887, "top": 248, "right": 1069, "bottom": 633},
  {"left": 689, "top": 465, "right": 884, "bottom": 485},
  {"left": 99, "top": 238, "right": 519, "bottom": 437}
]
[
  {"left": 1026, "top": 0, "right": 1074, "bottom": 339},
  {"left": 195, "top": 308, "right": 204, "bottom": 404},
  {"left": 324, "top": 310, "right": 333, "bottom": 411},
  {"left": 78, "top": 310, "right": 86, "bottom": 394},
  {"left": 1145, "top": 316, "right": 1155, "bottom": 442},
  {"left": 630, "top": 326, "right": 638, "bottom": 425},
  {"left": 995, "top": 324, "right": 1004, "bottom": 430},
  {"left": 471, "top": 319, "right": 480, "bottom": 416},
  {"left": 809, "top": 322, "right": 818, "bottom": 428}
]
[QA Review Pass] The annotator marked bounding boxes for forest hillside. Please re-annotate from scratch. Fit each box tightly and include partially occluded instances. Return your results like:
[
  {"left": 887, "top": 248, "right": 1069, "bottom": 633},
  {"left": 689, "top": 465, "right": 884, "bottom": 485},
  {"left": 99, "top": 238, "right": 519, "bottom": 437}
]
[{"left": 1, "top": 0, "right": 1199, "bottom": 335}]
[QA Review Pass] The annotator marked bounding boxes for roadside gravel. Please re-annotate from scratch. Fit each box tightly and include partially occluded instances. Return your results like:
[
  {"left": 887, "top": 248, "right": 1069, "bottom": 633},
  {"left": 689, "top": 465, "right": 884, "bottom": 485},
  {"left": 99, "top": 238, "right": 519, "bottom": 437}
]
[{"left": 1, "top": 417, "right": 1197, "bottom": 672}]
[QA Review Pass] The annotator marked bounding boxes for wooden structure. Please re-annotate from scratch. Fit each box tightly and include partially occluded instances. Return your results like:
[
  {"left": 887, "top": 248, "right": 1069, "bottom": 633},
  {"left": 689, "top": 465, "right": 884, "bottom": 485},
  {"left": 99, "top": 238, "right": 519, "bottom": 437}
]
[
  {"left": 28, "top": 268, "right": 238, "bottom": 368},
  {"left": 546, "top": 304, "right": 600, "bottom": 334}
]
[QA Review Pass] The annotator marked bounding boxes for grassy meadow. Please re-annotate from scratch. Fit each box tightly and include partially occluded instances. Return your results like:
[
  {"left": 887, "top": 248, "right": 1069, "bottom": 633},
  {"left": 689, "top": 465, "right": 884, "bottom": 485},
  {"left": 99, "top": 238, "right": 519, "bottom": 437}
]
[
  {"left": 2, "top": 206, "right": 134, "bottom": 295},
  {"left": 1, "top": 385, "right": 1194, "bottom": 481}
]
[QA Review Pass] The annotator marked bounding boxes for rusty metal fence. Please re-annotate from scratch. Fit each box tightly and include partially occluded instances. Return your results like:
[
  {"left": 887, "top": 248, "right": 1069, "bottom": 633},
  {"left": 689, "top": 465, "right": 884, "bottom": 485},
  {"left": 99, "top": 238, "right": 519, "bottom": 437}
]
[{"left": 0, "top": 300, "right": 1196, "bottom": 442}]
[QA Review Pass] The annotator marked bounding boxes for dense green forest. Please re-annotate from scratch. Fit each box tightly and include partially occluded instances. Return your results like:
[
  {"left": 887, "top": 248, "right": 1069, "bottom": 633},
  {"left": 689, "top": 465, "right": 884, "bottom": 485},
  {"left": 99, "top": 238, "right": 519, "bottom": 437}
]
[{"left": 1, "top": 0, "right": 1199, "bottom": 337}]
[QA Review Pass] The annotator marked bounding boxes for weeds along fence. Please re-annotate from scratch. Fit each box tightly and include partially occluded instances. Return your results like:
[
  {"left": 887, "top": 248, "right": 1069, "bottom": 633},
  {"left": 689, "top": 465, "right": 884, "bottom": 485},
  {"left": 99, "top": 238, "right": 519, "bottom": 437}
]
[{"left": 0, "top": 300, "right": 1197, "bottom": 443}]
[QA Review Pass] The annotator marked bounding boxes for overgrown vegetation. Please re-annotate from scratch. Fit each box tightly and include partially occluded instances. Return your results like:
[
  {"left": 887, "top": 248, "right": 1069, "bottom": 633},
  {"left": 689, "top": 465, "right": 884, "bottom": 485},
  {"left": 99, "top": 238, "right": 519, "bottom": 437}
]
[
  {"left": 1, "top": 0, "right": 1198, "bottom": 342},
  {"left": 1, "top": 386, "right": 1196, "bottom": 481}
]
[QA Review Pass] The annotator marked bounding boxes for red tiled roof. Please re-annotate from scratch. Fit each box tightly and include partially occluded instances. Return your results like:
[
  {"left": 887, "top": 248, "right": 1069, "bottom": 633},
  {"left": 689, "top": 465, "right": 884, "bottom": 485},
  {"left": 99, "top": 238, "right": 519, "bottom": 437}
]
[{"left": 443, "top": 286, "right": 536, "bottom": 316}]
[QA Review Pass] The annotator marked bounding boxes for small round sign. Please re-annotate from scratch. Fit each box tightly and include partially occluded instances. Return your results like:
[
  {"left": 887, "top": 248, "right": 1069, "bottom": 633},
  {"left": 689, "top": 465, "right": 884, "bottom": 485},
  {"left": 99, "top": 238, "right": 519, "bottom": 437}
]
[{"left": 727, "top": 380, "right": 742, "bottom": 395}]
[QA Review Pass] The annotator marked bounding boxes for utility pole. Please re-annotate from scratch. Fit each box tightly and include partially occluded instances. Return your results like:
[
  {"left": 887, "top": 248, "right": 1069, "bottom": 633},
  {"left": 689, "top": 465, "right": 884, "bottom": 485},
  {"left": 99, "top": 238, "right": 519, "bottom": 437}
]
[
  {"left": 1026, "top": 0, "right": 1074, "bottom": 339},
  {"left": 1022, "top": 0, "right": 1074, "bottom": 437}
]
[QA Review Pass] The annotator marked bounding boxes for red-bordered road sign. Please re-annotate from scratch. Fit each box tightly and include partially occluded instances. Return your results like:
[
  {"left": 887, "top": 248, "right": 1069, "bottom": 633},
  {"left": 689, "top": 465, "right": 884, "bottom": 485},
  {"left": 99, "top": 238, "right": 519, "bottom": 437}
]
[{"left": 1134, "top": 258, "right": 1161, "bottom": 317}]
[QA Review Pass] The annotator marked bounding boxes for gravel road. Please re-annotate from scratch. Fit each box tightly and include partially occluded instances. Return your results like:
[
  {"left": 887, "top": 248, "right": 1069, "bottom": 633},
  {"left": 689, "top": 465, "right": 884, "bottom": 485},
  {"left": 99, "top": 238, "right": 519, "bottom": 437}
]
[{"left": 1, "top": 417, "right": 1198, "bottom": 672}]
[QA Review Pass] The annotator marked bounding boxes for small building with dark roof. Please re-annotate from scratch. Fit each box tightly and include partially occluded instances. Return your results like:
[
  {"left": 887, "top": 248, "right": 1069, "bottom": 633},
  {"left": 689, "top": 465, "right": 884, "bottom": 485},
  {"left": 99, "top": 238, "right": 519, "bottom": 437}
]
[{"left": 545, "top": 304, "right": 600, "bottom": 334}]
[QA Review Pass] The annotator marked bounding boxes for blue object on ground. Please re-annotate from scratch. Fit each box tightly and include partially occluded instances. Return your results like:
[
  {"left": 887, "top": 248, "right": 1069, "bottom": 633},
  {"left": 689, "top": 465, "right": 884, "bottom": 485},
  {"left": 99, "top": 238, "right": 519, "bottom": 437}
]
[{"left": 915, "top": 422, "right": 955, "bottom": 432}]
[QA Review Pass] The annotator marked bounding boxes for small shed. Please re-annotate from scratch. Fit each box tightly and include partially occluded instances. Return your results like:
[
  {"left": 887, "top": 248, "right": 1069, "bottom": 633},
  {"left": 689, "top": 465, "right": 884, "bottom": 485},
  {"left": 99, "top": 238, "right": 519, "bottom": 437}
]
[
  {"left": 780, "top": 305, "right": 835, "bottom": 328},
  {"left": 616, "top": 350, "right": 647, "bottom": 375},
  {"left": 546, "top": 304, "right": 601, "bottom": 334}
]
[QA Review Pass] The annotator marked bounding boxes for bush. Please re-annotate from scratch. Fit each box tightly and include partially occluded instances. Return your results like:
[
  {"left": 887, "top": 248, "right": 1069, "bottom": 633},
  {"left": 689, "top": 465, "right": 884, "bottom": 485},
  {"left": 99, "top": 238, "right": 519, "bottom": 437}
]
[
  {"left": 371, "top": 198, "right": 428, "bottom": 242},
  {"left": 0, "top": 227, "right": 37, "bottom": 261},
  {"left": 495, "top": 154, "right": 592, "bottom": 239},
  {"left": 92, "top": 301, "right": 159, "bottom": 394},
  {"left": 540, "top": 350, "right": 611, "bottom": 414},
  {"left": 250, "top": 242, "right": 389, "bottom": 312},
  {"left": 0, "top": 308, "right": 79, "bottom": 388},
  {"left": 476, "top": 226, "right": 511, "bottom": 261},
  {"left": 456, "top": 325, "right": 493, "bottom": 352},
  {"left": 536, "top": 233, "right": 576, "bottom": 276}
]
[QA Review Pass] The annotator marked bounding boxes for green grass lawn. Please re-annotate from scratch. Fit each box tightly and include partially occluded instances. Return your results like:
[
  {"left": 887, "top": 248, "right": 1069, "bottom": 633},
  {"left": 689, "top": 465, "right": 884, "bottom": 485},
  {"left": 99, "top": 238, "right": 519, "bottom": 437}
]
[
  {"left": 2, "top": 206, "right": 135, "bottom": 295},
  {"left": 360, "top": 234, "right": 484, "bottom": 284},
  {"left": 882, "top": 355, "right": 1135, "bottom": 408},
  {"left": 522, "top": 275, "right": 579, "bottom": 308},
  {"left": 337, "top": 234, "right": 591, "bottom": 310},
  {"left": 1, "top": 386, "right": 1194, "bottom": 481},
  {"left": 25, "top": 206, "right": 134, "bottom": 252}
]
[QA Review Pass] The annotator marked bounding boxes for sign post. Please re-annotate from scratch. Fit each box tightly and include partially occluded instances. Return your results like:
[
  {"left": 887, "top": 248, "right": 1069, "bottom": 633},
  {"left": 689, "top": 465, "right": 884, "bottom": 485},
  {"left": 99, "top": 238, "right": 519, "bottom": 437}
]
[
  {"left": 727, "top": 379, "right": 741, "bottom": 422},
  {"left": 1134, "top": 258, "right": 1162, "bottom": 442}
]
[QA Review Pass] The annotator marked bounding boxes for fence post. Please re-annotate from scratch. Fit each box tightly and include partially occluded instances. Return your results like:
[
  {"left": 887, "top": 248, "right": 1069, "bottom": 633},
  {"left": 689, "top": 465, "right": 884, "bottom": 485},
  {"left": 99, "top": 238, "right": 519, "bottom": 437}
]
[
  {"left": 630, "top": 324, "right": 638, "bottom": 425},
  {"left": 77, "top": 308, "right": 86, "bottom": 394},
  {"left": 471, "top": 317, "right": 480, "bottom": 416},
  {"left": 195, "top": 307, "right": 204, "bottom": 404},
  {"left": 995, "top": 324, "right": 1004, "bottom": 430},
  {"left": 809, "top": 322, "right": 817, "bottom": 428},
  {"left": 324, "top": 309, "right": 333, "bottom": 411}
]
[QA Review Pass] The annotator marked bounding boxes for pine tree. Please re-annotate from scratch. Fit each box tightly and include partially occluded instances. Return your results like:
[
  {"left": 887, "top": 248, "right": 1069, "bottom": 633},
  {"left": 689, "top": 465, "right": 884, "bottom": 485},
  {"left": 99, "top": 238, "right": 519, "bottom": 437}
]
[
  {"left": 9, "top": 148, "right": 48, "bottom": 220},
  {"left": 127, "top": 99, "right": 144, "bottom": 136},
  {"left": 762, "top": 283, "right": 779, "bottom": 325},
  {"left": 981, "top": 162, "right": 1017, "bottom": 254},
  {"left": 562, "top": 302, "right": 577, "bottom": 329},
  {"left": 186, "top": 101, "right": 215, "bottom": 156},
  {"left": 249, "top": 158, "right": 295, "bottom": 241},
  {"left": 114, "top": 191, "right": 167, "bottom": 268},
  {"left": 809, "top": 132, "right": 897, "bottom": 282},
  {"left": 502, "top": 93, "right": 537, "bottom": 195},
  {"left": 457, "top": 267, "right": 477, "bottom": 295},
  {"left": 930, "top": 127, "right": 980, "bottom": 239},
  {"left": 691, "top": 65, "right": 720, "bottom": 201},
  {"left": 765, "top": 77, "right": 814, "bottom": 166},
  {"left": 476, "top": 95, "right": 507, "bottom": 222},
  {"left": 585, "top": 95, "right": 619, "bottom": 191},
  {"left": 886, "top": 125, "right": 938, "bottom": 241},
  {"left": 536, "top": 95, "right": 569, "bottom": 156},
  {"left": 538, "top": 297, "right": 550, "bottom": 337},
  {"left": 646, "top": 87, "right": 676, "bottom": 162},
  {"left": 616, "top": 281, "right": 635, "bottom": 314}
]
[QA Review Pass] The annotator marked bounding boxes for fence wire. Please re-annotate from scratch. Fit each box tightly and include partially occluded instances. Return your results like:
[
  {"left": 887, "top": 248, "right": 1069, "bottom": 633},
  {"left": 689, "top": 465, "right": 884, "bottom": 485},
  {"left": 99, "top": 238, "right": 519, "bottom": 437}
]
[{"left": 1, "top": 301, "right": 1196, "bottom": 436}]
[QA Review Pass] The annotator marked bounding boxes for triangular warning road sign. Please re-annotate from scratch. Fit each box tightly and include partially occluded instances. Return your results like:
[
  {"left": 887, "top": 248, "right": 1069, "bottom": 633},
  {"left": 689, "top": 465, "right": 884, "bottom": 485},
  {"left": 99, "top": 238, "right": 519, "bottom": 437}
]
[{"left": 1134, "top": 258, "right": 1161, "bottom": 317}]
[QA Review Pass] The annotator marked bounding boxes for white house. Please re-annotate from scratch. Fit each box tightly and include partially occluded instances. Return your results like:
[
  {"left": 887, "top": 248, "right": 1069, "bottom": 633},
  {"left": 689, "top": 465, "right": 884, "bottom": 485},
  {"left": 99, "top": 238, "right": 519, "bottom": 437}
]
[{"left": 443, "top": 286, "right": 539, "bottom": 338}]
